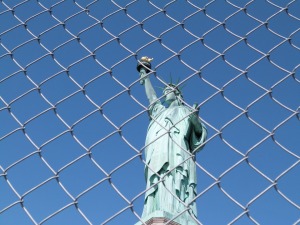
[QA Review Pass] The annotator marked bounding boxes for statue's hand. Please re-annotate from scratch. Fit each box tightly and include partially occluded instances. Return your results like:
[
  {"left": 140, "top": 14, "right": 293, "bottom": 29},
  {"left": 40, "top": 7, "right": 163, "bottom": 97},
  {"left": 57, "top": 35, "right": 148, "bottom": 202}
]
[
  {"left": 190, "top": 103, "right": 199, "bottom": 117},
  {"left": 139, "top": 69, "right": 149, "bottom": 85},
  {"left": 189, "top": 103, "right": 200, "bottom": 126}
]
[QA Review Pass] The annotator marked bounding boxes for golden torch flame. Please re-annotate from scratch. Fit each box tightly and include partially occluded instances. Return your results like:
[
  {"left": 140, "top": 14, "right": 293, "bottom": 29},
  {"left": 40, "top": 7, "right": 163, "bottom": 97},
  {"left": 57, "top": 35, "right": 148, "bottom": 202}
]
[{"left": 140, "top": 56, "right": 153, "bottom": 63}]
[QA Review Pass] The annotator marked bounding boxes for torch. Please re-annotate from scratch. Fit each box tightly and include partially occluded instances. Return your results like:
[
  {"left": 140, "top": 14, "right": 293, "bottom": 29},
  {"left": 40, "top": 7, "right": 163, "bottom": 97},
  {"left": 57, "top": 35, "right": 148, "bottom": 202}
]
[{"left": 136, "top": 56, "right": 153, "bottom": 85}]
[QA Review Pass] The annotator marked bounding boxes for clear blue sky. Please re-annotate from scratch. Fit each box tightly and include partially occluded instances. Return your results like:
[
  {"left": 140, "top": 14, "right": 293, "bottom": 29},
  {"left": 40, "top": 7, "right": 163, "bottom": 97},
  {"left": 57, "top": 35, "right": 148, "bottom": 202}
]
[{"left": 0, "top": 0, "right": 299, "bottom": 224}]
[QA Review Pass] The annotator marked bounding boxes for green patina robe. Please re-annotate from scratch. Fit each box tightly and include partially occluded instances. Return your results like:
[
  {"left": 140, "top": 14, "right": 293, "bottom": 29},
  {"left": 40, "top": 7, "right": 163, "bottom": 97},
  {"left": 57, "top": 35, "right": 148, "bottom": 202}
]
[{"left": 142, "top": 101, "right": 207, "bottom": 224}]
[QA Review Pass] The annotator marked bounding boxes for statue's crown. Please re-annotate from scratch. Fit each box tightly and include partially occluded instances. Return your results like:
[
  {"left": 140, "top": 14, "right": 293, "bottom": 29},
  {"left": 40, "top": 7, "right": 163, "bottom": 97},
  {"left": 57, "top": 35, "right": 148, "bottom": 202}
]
[{"left": 163, "top": 83, "right": 183, "bottom": 96}]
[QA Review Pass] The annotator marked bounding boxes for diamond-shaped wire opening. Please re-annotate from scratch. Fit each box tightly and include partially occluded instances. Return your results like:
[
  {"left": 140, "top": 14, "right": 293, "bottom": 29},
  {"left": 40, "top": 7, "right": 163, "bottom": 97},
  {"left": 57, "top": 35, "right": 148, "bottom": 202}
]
[
  {"left": 50, "top": 0, "right": 83, "bottom": 22},
  {"left": 0, "top": 175, "right": 20, "bottom": 212},
  {"left": 24, "top": 109, "right": 68, "bottom": 146},
  {"left": 55, "top": 92, "right": 97, "bottom": 125},
  {"left": 38, "top": 204, "right": 90, "bottom": 225},
  {"left": 1, "top": 25, "right": 34, "bottom": 51},
  {"left": 22, "top": 179, "right": 74, "bottom": 223},
  {"left": 197, "top": 185, "right": 242, "bottom": 224},
  {"left": 246, "top": 1, "right": 280, "bottom": 22},
  {"left": 269, "top": 41, "right": 300, "bottom": 71},
  {"left": 38, "top": 25, "right": 74, "bottom": 51},
  {"left": 25, "top": 11, "right": 57, "bottom": 36},
  {"left": 10, "top": 90, "right": 51, "bottom": 124},
  {"left": 64, "top": 11, "right": 96, "bottom": 35},
  {"left": 58, "top": 155, "right": 107, "bottom": 196},
  {"left": 26, "top": 55, "right": 64, "bottom": 84},
  {"left": 0, "top": 71, "right": 35, "bottom": 103},
  {"left": 72, "top": 110, "right": 118, "bottom": 148},
  {"left": 12, "top": 0, "right": 44, "bottom": 22},
  {"left": 248, "top": 94, "right": 293, "bottom": 130},
  {"left": 0, "top": 109, "right": 21, "bottom": 138},
  {"left": 78, "top": 179, "right": 130, "bottom": 224},
  {"left": 249, "top": 188, "right": 300, "bottom": 224},
  {"left": 248, "top": 138, "right": 298, "bottom": 180},
  {"left": 0, "top": 203, "right": 34, "bottom": 225},
  {"left": 5, "top": 153, "right": 54, "bottom": 195},
  {"left": 41, "top": 132, "right": 87, "bottom": 172}
]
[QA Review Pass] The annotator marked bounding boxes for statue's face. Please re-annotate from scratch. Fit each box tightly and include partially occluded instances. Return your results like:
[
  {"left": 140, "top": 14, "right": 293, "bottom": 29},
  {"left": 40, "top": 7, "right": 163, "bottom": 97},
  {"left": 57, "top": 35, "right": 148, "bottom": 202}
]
[{"left": 163, "top": 87, "right": 176, "bottom": 103}]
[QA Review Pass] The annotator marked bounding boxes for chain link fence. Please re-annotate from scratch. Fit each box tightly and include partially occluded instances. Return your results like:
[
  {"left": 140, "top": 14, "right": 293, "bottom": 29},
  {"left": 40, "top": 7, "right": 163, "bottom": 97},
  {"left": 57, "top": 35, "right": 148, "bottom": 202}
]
[{"left": 0, "top": 0, "right": 299, "bottom": 224}]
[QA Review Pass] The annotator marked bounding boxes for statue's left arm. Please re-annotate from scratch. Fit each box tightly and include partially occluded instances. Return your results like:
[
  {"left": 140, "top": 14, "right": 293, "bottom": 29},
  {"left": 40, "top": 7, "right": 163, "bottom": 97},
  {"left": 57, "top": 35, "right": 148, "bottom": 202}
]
[
  {"left": 189, "top": 105, "right": 207, "bottom": 153},
  {"left": 190, "top": 115, "right": 202, "bottom": 134}
]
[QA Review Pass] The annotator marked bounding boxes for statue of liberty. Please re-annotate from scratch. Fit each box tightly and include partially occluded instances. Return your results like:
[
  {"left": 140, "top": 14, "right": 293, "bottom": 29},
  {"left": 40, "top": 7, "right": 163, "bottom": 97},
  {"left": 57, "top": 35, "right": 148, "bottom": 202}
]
[{"left": 136, "top": 57, "right": 207, "bottom": 225}]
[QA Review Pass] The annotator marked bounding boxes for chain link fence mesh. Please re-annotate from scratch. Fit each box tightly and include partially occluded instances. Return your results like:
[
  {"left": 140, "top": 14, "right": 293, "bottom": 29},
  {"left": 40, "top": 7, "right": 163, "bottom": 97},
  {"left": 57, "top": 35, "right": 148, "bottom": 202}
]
[{"left": 0, "top": 0, "right": 299, "bottom": 224}]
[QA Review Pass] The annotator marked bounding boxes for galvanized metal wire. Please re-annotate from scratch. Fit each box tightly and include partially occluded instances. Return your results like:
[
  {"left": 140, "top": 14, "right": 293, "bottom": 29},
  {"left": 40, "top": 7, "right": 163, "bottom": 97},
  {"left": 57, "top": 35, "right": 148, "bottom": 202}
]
[{"left": 0, "top": 0, "right": 299, "bottom": 224}]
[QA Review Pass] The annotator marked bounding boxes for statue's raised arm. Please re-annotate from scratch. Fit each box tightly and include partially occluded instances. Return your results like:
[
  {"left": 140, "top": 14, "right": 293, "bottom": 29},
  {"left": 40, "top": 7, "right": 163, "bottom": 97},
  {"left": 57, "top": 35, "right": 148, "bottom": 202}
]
[{"left": 136, "top": 57, "right": 157, "bottom": 105}]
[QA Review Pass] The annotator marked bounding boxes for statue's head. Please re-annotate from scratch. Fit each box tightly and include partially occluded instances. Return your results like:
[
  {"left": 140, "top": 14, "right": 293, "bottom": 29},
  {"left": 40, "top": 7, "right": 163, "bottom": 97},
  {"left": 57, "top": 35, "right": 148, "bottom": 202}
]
[{"left": 163, "top": 83, "right": 184, "bottom": 105}]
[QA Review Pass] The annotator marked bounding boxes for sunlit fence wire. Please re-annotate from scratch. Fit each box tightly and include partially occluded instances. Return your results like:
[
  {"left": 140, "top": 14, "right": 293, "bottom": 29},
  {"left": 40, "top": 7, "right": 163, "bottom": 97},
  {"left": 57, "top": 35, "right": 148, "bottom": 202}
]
[{"left": 0, "top": 0, "right": 299, "bottom": 224}]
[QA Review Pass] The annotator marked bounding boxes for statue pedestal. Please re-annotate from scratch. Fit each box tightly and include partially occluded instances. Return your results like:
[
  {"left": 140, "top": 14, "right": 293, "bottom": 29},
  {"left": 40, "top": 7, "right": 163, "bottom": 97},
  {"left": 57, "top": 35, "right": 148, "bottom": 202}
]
[
  {"left": 143, "top": 217, "right": 181, "bottom": 225},
  {"left": 135, "top": 211, "right": 182, "bottom": 225}
]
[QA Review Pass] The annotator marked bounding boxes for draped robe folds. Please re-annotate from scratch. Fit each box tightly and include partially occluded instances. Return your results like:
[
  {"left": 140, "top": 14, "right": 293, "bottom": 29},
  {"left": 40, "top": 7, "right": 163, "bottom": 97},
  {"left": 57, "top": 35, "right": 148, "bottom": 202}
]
[{"left": 141, "top": 101, "right": 207, "bottom": 224}]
